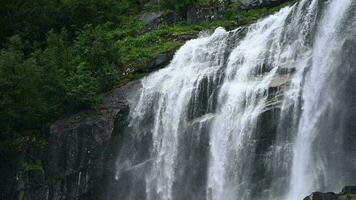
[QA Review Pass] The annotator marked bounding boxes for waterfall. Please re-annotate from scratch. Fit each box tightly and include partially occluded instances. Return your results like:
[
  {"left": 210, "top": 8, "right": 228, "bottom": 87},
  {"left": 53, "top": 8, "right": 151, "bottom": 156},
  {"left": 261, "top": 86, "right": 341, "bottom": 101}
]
[
  {"left": 114, "top": 0, "right": 356, "bottom": 200},
  {"left": 287, "top": 0, "right": 355, "bottom": 199}
]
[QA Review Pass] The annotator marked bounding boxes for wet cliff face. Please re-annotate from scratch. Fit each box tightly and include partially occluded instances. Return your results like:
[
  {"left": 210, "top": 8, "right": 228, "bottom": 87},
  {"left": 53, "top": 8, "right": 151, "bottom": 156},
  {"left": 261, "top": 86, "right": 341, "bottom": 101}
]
[
  {"left": 46, "top": 82, "right": 141, "bottom": 200},
  {"left": 237, "top": 0, "right": 291, "bottom": 8},
  {"left": 10, "top": 82, "right": 141, "bottom": 200}
]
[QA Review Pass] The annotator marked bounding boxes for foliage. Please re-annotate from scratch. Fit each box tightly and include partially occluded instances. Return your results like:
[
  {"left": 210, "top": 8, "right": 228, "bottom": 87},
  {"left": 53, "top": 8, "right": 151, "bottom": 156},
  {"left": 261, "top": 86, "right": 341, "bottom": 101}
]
[
  {"left": 0, "top": 17, "right": 124, "bottom": 159},
  {"left": 0, "top": 0, "right": 150, "bottom": 48},
  {"left": 20, "top": 160, "right": 43, "bottom": 172},
  {"left": 224, "top": 0, "right": 297, "bottom": 25}
]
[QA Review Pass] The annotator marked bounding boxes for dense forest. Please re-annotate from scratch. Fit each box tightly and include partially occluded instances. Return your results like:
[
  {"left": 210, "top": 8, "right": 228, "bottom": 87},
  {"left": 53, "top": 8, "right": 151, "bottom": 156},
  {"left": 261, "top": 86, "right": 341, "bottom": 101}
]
[
  {"left": 0, "top": 0, "right": 294, "bottom": 177},
  {"left": 1, "top": 0, "right": 140, "bottom": 164}
]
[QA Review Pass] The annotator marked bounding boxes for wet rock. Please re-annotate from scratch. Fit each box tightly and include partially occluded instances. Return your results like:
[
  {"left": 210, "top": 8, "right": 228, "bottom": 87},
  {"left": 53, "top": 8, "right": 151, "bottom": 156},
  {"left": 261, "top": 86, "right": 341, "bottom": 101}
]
[
  {"left": 277, "top": 65, "right": 296, "bottom": 75},
  {"left": 341, "top": 186, "right": 356, "bottom": 194},
  {"left": 238, "top": 0, "right": 291, "bottom": 9},
  {"left": 135, "top": 49, "right": 177, "bottom": 74},
  {"left": 269, "top": 74, "right": 291, "bottom": 88},
  {"left": 304, "top": 186, "right": 356, "bottom": 200},
  {"left": 147, "top": 52, "right": 174, "bottom": 71},
  {"left": 303, "top": 192, "right": 338, "bottom": 200}
]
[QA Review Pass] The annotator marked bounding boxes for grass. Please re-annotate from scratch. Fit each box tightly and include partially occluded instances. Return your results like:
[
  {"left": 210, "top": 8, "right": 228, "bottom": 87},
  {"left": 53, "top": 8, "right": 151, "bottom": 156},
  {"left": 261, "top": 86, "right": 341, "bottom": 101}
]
[
  {"left": 112, "top": 0, "right": 297, "bottom": 86},
  {"left": 224, "top": 0, "right": 298, "bottom": 25},
  {"left": 116, "top": 73, "right": 146, "bottom": 87}
]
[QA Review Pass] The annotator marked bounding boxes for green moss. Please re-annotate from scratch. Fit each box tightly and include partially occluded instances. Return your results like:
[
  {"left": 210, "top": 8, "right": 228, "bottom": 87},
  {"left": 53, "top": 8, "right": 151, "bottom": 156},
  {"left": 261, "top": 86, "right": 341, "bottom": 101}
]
[
  {"left": 20, "top": 160, "right": 43, "bottom": 172},
  {"left": 224, "top": 0, "right": 297, "bottom": 25},
  {"left": 114, "top": 21, "right": 234, "bottom": 69},
  {"left": 347, "top": 194, "right": 356, "bottom": 200},
  {"left": 112, "top": 1, "right": 298, "bottom": 84},
  {"left": 116, "top": 73, "right": 146, "bottom": 87},
  {"left": 116, "top": 36, "right": 181, "bottom": 68},
  {"left": 112, "top": 0, "right": 297, "bottom": 72}
]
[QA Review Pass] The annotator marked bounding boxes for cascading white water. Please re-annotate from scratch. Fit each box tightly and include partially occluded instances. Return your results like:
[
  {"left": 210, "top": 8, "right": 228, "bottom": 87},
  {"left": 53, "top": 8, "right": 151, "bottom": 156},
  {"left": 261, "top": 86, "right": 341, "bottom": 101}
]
[
  {"left": 128, "top": 28, "right": 229, "bottom": 200},
  {"left": 287, "top": 0, "right": 354, "bottom": 199},
  {"left": 207, "top": 7, "right": 291, "bottom": 200},
  {"left": 114, "top": 1, "right": 356, "bottom": 200}
]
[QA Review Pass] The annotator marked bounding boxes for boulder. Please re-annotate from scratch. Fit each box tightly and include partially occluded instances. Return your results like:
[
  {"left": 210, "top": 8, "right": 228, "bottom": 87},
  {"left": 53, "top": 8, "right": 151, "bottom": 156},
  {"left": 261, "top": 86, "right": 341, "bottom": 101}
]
[
  {"left": 139, "top": 11, "right": 165, "bottom": 27},
  {"left": 139, "top": 10, "right": 183, "bottom": 30}
]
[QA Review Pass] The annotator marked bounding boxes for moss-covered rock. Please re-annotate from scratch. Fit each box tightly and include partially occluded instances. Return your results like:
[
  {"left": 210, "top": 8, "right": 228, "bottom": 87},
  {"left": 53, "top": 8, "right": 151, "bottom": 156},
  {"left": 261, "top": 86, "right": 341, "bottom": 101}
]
[{"left": 304, "top": 186, "right": 356, "bottom": 200}]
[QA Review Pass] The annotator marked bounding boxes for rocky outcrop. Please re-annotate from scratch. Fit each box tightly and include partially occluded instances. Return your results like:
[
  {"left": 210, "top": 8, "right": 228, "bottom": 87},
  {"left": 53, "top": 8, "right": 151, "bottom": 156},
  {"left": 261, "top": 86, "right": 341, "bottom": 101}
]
[
  {"left": 237, "top": 0, "right": 291, "bottom": 9},
  {"left": 304, "top": 186, "right": 356, "bottom": 200},
  {"left": 12, "top": 81, "right": 142, "bottom": 200},
  {"left": 187, "top": 6, "right": 212, "bottom": 23},
  {"left": 135, "top": 49, "right": 177, "bottom": 73},
  {"left": 139, "top": 0, "right": 292, "bottom": 31},
  {"left": 139, "top": 10, "right": 183, "bottom": 31}
]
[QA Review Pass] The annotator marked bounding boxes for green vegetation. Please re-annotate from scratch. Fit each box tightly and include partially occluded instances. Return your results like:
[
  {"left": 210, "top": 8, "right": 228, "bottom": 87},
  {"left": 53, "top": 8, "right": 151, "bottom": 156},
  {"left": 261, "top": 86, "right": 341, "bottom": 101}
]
[
  {"left": 0, "top": 0, "right": 144, "bottom": 165},
  {"left": 348, "top": 194, "right": 356, "bottom": 200},
  {"left": 20, "top": 160, "right": 43, "bottom": 172},
  {"left": 224, "top": 0, "right": 297, "bottom": 24},
  {"left": 0, "top": 0, "right": 297, "bottom": 165}
]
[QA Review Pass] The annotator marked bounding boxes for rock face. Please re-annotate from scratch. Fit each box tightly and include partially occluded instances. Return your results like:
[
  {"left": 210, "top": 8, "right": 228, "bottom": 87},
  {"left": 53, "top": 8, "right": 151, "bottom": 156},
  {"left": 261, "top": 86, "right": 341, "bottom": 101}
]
[
  {"left": 238, "top": 0, "right": 291, "bottom": 9},
  {"left": 304, "top": 186, "right": 356, "bottom": 200},
  {"left": 187, "top": 6, "right": 212, "bottom": 23},
  {"left": 139, "top": 10, "right": 183, "bottom": 31},
  {"left": 12, "top": 81, "right": 142, "bottom": 200},
  {"left": 139, "top": 0, "right": 291, "bottom": 30}
]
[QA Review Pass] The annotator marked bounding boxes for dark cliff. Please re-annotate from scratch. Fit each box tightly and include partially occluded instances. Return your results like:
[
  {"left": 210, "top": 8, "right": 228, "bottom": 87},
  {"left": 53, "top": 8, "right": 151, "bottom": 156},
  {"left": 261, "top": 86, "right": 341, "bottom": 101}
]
[{"left": 12, "top": 81, "right": 141, "bottom": 200}]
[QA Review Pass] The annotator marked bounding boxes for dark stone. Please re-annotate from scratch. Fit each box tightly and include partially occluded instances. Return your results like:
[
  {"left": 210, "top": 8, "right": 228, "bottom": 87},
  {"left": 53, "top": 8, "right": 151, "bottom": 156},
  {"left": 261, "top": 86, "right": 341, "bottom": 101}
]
[
  {"left": 238, "top": 0, "right": 291, "bottom": 9},
  {"left": 139, "top": 10, "right": 184, "bottom": 31},
  {"left": 304, "top": 186, "right": 356, "bottom": 200},
  {"left": 187, "top": 6, "right": 212, "bottom": 23},
  {"left": 303, "top": 192, "right": 338, "bottom": 200},
  {"left": 10, "top": 81, "right": 141, "bottom": 200},
  {"left": 341, "top": 186, "right": 356, "bottom": 194},
  {"left": 135, "top": 49, "right": 177, "bottom": 74},
  {"left": 139, "top": 11, "right": 165, "bottom": 28}
]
